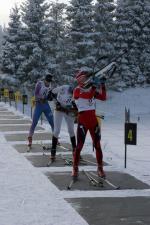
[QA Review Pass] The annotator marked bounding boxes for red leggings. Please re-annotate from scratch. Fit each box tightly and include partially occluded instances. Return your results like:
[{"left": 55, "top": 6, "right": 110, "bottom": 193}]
[{"left": 73, "top": 110, "right": 103, "bottom": 167}]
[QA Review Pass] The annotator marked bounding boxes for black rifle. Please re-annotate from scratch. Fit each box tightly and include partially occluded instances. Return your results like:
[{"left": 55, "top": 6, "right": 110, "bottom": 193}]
[{"left": 83, "top": 49, "right": 128, "bottom": 88}]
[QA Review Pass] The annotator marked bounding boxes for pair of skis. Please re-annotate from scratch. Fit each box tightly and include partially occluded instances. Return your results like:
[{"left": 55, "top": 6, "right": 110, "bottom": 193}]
[
  {"left": 42, "top": 142, "right": 68, "bottom": 151},
  {"left": 46, "top": 154, "right": 72, "bottom": 167},
  {"left": 82, "top": 170, "right": 103, "bottom": 187},
  {"left": 60, "top": 154, "right": 88, "bottom": 166},
  {"left": 27, "top": 143, "right": 50, "bottom": 153},
  {"left": 46, "top": 154, "right": 88, "bottom": 167},
  {"left": 67, "top": 170, "right": 120, "bottom": 190},
  {"left": 67, "top": 170, "right": 103, "bottom": 190},
  {"left": 60, "top": 153, "right": 97, "bottom": 166},
  {"left": 42, "top": 145, "right": 97, "bottom": 166},
  {"left": 60, "top": 154, "right": 73, "bottom": 166},
  {"left": 89, "top": 171, "right": 120, "bottom": 190}
]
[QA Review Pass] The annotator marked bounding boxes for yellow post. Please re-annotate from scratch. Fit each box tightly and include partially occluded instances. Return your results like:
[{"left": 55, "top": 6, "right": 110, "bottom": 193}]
[
  {"left": 4, "top": 89, "right": 9, "bottom": 98},
  {"left": 15, "top": 91, "right": 21, "bottom": 102},
  {"left": 14, "top": 91, "right": 21, "bottom": 109},
  {"left": 31, "top": 96, "right": 35, "bottom": 108},
  {"left": 4, "top": 88, "right": 9, "bottom": 103}
]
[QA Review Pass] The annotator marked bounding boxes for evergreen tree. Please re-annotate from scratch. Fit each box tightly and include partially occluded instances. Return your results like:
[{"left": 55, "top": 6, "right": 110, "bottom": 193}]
[
  {"left": 93, "top": 0, "right": 116, "bottom": 87},
  {"left": 0, "top": 25, "right": 4, "bottom": 68},
  {"left": 0, "top": 25, "right": 3, "bottom": 51},
  {"left": 47, "top": 1, "right": 67, "bottom": 83},
  {"left": 18, "top": 0, "right": 51, "bottom": 83},
  {"left": 115, "top": 0, "right": 150, "bottom": 87},
  {"left": 66, "top": 0, "right": 95, "bottom": 75},
  {"left": 1, "top": 5, "right": 22, "bottom": 76},
  {"left": 114, "top": 0, "right": 133, "bottom": 88},
  {"left": 94, "top": 0, "right": 115, "bottom": 57},
  {"left": 138, "top": 0, "right": 150, "bottom": 84}
]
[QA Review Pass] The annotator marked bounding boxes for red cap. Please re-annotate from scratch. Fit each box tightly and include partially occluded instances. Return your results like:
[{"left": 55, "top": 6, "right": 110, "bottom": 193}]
[{"left": 75, "top": 70, "right": 88, "bottom": 86}]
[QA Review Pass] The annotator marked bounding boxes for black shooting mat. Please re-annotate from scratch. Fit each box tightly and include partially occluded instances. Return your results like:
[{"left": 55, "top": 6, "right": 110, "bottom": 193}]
[
  {"left": 0, "top": 125, "right": 44, "bottom": 132},
  {"left": 4, "top": 132, "right": 52, "bottom": 141},
  {"left": 14, "top": 143, "right": 72, "bottom": 153},
  {"left": 0, "top": 111, "right": 15, "bottom": 115},
  {"left": 66, "top": 197, "right": 150, "bottom": 225},
  {"left": 0, "top": 108, "right": 8, "bottom": 111},
  {"left": 0, "top": 115, "right": 23, "bottom": 119},
  {"left": 45, "top": 171, "right": 149, "bottom": 191},
  {"left": 25, "top": 154, "right": 103, "bottom": 167},
  {"left": 42, "top": 142, "right": 72, "bottom": 151},
  {"left": 0, "top": 119, "right": 31, "bottom": 124}
]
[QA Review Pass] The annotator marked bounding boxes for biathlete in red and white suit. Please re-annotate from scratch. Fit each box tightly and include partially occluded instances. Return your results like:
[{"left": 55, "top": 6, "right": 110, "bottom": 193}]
[{"left": 72, "top": 71, "right": 107, "bottom": 178}]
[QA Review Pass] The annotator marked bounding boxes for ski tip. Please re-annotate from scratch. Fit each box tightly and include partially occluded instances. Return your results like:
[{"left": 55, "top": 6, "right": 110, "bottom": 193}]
[
  {"left": 46, "top": 162, "right": 52, "bottom": 167},
  {"left": 47, "top": 158, "right": 55, "bottom": 167},
  {"left": 27, "top": 146, "right": 31, "bottom": 152},
  {"left": 116, "top": 186, "right": 120, "bottom": 190}
]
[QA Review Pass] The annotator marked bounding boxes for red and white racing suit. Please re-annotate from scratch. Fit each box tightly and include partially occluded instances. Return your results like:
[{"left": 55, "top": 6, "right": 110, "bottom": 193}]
[{"left": 73, "top": 84, "right": 106, "bottom": 172}]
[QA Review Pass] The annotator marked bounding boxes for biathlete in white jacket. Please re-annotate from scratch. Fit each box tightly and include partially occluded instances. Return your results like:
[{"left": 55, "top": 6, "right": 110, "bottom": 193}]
[{"left": 49, "top": 84, "right": 77, "bottom": 161}]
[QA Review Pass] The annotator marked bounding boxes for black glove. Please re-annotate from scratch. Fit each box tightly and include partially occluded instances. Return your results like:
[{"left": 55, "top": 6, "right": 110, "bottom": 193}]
[
  {"left": 91, "top": 77, "right": 100, "bottom": 88},
  {"left": 47, "top": 90, "right": 54, "bottom": 101},
  {"left": 56, "top": 101, "right": 62, "bottom": 110},
  {"left": 72, "top": 101, "right": 78, "bottom": 110},
  {"left": 100, "top": 76, "right": 107, "bottom": 84}
]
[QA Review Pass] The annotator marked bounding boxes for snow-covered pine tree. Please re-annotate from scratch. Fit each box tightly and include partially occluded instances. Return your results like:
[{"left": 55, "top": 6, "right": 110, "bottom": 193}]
[
  {"left": 1, "top": 5, "right": 22, "bottom": 76},
  {"left": 114, "top": 0, "right": 133, "bottom": 88},
  {"left": 93, "top": 0, "right": 116, "bottom": 87},
  {"left": 115, "top": 0, "right": 149, "bottom": 88},
  {"left": 125, "top": 0, "right": 149, "bottom": 86},
  {"left": 0, "top": 25, "right": 4, "bottom": 68},
  {"left": 66, "top": 0, "right": 95, "bottom": 76},
  {"left": 0, "top": 25, "right": 3, "bottom": 52},
  {"left": 93, "top": 0, "right": 115, "bottom": 59},
  {"left": 138, "top": 0, "right": 150, "bottom": 84},
  {"left": 46, "top": 1, "right": 67, "bottom": 84},
  {"left": 18, "top": 0, "right": 51, "bottom": 84}
]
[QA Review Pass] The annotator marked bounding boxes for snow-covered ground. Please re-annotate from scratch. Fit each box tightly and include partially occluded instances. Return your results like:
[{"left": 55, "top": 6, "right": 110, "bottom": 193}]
[{"left": 0, "top": 87, "right": 150, "bottom": 225}]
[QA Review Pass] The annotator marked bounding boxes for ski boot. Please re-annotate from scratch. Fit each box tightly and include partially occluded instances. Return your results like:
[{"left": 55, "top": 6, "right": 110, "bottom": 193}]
[
  {"left": 57, "top": 137, "right": 60, "bottom": 146},
  {"left": 47, "top": 154, "right": 56, "bottom": 167},
  {"left": 79, "top": 155, "right": 83, "bottom": 161},
  {"left": 97, "top": 166, "right": 106, "bottom": 179},
  {"left": 27, "top": 136, "right": 32, "bottom": 152},
  {"left": 72, "top": 166, "right": 79, "bottom": 180},
  {"left": 47, "top": 148, "right": 56, "bottom": 167},
  {"left": 50, "top": 150, "right": 56, "bottom": 162}
]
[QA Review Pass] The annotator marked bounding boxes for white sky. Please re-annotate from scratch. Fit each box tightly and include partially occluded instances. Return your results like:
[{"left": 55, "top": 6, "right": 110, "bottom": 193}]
[
  {"left": 0, "top": 0, "right": 115, "bottom": 26},
  {"left": 0, "top": 0, "right": 23, "bottom": 26},
  {"left": 0, "top": 0, "right": 69, "bottom": 26}
]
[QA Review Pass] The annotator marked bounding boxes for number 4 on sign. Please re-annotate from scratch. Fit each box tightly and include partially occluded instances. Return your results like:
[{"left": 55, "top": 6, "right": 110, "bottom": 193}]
[
  {"left": 124, "top": 123, "right": 137, "bottom": 168},
  {"left": 125, "top": 123, "right": 137, "bottom": 145},
  {"left": 128, "top": 129, "right": 133, "bottom": 142}
]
